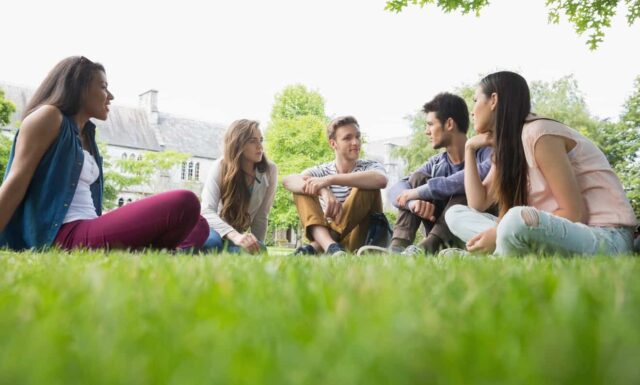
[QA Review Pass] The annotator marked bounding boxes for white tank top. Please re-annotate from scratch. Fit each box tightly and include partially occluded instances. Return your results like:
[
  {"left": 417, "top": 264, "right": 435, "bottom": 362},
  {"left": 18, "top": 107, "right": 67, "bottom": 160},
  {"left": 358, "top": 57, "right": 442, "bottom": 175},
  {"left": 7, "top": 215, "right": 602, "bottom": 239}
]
[{"left": 63, "top": 150, "right": 100, "bottom": 224}]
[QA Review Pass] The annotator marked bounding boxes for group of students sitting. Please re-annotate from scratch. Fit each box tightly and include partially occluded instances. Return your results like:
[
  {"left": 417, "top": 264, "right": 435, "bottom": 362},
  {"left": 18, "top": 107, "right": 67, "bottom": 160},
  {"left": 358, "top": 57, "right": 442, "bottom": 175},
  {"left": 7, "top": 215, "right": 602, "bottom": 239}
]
[{"left": 0, "top": 56, "right": 638, "bottom": 256}]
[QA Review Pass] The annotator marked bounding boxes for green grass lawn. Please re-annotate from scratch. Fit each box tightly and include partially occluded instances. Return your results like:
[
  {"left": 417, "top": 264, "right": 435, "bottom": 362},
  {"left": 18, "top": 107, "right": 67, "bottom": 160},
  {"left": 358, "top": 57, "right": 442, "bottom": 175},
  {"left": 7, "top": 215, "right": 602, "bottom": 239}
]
[{"left": 0, "top": 251, "right": 638, "bottom": 385}]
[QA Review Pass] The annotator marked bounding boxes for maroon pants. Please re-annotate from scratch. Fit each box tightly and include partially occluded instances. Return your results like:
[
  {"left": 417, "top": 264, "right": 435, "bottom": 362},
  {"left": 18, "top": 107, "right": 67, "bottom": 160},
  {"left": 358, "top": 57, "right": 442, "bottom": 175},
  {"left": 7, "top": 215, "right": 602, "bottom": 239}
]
[{"left": 54, "top": 190, "right": 209, "bottom": 251}]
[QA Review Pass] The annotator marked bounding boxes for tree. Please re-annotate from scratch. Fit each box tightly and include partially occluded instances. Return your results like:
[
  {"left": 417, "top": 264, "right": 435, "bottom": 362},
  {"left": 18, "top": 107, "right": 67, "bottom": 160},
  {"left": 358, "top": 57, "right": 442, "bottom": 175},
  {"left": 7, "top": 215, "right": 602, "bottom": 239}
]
[
  {"left": 102, "top": 148, "right": 190, "bottom": 209},
  {"left": 0, "top": 89, "right": 17, "bottom": 179},
  {"left": 0, "top": 135, "right": 13, "bottom": 181},
  {"left": 270, "top": 84, "right": 326, "bottom": 121},
  {"left": 530, "top": 75, "right": 597, "bottom": 133},
  {"left": 384, "top": 0, "right": 640, "bottom": 49},
  {"left": 614, "top": 76, "right": 640, "bottom": 216},
  {"left": 265, "top": 85, "right": 334, "bottom": 239}
]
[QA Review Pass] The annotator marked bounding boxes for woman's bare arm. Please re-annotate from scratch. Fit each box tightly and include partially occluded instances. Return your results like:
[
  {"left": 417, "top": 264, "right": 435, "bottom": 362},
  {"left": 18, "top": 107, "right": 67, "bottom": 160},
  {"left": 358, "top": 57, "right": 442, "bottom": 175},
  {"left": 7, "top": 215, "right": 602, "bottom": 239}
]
[
  {"left": 0, "top": 106, "right": 62, "bottom": 231},
  {"left": 464, "top": 134, "right": 496, "bottom": 211},
  {"left": 534, "top": 135, "right": 584, "bottom": 223}
]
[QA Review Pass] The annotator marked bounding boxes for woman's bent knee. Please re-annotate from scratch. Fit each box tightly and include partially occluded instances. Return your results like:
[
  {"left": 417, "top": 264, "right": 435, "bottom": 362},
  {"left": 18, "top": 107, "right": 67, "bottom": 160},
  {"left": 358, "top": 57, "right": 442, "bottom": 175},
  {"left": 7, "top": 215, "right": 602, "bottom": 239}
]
[
  {"left": 173, "top": 189, "right": 200, "bottom": 210},
  {"left": 162, "top": 190, "right": 201, "bottom": 219},
  {"left": 496, "top": 206, "right": 534, "bottom": 254},
  {"left": 444, "top": 204, "right": 469, "bottom": 228}
]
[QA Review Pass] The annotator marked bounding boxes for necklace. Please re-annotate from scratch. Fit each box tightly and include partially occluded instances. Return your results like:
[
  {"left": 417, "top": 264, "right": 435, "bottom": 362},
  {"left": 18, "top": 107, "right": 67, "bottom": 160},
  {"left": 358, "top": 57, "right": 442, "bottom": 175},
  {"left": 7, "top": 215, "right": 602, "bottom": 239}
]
[{"left": 243, "top": 170, "right": 261, "bottom": 194}]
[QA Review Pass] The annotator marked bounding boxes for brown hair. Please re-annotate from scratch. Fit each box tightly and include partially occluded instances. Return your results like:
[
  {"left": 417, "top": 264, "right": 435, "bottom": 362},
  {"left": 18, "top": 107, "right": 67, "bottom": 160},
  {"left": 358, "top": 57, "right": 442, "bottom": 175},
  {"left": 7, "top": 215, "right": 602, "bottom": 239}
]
[
  {"left": 23, "top": 56, "right": 105, "bottom": 119},
  {"left": 219, "top": 119, "right": 269, "bottom": 232},
  {"left": 326, "top": 115, "right": 359, "bottom": 139},
  {"left": 479, "top": 71, "right": 531, "bottom": 217}
]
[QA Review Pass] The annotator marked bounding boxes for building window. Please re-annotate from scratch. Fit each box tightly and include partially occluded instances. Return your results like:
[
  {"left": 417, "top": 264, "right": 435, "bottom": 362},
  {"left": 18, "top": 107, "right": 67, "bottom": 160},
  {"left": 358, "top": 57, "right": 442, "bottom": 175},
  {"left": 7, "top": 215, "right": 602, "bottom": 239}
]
[
  {"left": 122, "top": 152, "right": 127, "bottom": 160},
  {"left": 129, "top": 153, "right": 136, "bottom": 160},
  {"left": 188, "top": 161, "right": 194, "bottom": 180},
  {"left": 195, "top": 162, "right": 200, "bottom": 181},
  {"left": 137, "top": 154, "right": 143, "bottom": 161},
  {"left": 181, "top": 162, "right": 187, "bottom": 180}
]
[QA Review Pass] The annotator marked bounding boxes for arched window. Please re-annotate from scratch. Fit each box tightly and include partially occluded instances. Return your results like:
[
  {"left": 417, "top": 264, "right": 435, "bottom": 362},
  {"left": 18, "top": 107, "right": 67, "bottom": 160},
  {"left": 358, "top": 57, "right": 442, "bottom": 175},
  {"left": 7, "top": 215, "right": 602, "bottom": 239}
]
[
  {"left": 122, "top": 152, "right": 127, "bottom": 160},
  {"left": 129, "top": 153, "right": 136, "bottom": 160},
  {"left": 194, "top": 162, "right": 200, "bottom": 181},
  {"left": 188, "top": 161, "right": 194, "bottom": 180},
  {"left": 181, "top": 162, "right": 187, "bottom": 180},
  {"left": 118, "top": 197, "right": 124, "bottom": 207}
]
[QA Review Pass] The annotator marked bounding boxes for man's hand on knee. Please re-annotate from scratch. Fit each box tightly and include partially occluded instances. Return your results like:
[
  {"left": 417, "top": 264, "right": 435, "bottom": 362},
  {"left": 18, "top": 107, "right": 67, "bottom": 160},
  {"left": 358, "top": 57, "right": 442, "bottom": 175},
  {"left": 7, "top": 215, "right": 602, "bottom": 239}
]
[
  {"left": 411, "top": 200, "right": 436, "bottom": 221},
  {"left": 396, "top": 188, "right": 419, "bottom": 209}
]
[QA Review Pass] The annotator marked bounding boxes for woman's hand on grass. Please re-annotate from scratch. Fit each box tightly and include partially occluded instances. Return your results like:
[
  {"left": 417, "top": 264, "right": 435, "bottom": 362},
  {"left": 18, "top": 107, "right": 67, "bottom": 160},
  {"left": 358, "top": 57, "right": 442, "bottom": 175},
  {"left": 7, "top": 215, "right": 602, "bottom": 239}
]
[
  {"left": 228, "top": 232, "right": 261, "bottom": 254},
  {"left": 466, "top": 227, "right": 497, "bottom": 253}
]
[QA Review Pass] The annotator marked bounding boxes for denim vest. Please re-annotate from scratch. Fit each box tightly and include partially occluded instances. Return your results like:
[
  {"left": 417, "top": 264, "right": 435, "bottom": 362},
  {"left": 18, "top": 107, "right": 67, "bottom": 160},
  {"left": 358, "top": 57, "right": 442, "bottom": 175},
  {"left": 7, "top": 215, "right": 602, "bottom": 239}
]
[{"left": 0, "top": 114, "right": 103, "bottom": 250}]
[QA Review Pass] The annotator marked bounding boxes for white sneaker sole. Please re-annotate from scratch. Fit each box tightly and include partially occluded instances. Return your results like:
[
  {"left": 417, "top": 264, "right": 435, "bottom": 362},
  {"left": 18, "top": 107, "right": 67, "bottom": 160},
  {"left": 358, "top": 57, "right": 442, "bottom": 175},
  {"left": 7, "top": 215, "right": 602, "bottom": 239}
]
[{"left": 356, "top": 245, "right": 390, "bottom": 256}]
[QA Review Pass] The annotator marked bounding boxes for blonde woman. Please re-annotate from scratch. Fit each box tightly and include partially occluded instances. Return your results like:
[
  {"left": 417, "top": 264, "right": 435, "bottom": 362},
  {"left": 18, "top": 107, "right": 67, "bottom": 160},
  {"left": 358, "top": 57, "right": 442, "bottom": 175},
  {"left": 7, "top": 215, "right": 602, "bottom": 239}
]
[{"left": 201, "top": 119, "right": 277, "bottom": 253}]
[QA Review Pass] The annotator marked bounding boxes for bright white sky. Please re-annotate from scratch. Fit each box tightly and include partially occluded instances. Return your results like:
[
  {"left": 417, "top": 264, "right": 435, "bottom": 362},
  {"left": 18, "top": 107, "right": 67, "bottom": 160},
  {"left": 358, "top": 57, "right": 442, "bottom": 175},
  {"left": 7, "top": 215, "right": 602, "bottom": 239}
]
[{"left": 2, "top": 0, "right": 639, "bottom": 140}]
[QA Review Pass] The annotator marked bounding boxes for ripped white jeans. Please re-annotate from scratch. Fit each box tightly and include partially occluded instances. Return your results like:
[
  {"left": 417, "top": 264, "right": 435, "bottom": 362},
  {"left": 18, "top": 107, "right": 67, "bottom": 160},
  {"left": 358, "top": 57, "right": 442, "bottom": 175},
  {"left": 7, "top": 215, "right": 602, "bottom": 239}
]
[{"left": 445, "top": 205, "right": 635, "bottom": 256}]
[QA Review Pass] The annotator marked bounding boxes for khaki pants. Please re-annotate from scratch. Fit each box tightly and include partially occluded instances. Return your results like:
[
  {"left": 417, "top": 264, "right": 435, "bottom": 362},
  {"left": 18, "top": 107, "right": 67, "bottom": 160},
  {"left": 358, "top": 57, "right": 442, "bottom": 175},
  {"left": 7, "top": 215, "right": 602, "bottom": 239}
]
[{"left": 293, "top": 188, "right": 383, "bottom": 252}]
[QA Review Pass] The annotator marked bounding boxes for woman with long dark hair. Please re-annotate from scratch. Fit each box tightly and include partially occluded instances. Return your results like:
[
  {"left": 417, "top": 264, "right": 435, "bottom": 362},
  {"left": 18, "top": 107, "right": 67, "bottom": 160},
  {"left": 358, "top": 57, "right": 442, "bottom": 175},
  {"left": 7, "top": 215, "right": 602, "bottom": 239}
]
[
  {"left": 200, "top": 119, "right": 277, "bottom": 253},
  {"left": 0, "top": 56, "right": 209, "bottom": 251},
  {"left": 445, "top": 71, "right": 637, "bottom": 256}
]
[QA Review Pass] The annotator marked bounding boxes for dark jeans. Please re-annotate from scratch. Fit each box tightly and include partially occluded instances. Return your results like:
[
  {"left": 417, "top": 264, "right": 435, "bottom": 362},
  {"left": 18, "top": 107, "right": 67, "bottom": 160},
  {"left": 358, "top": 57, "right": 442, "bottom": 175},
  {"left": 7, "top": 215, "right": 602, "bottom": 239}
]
[{"left": 388, "top": 172, "right": 466, "bottom": 253}]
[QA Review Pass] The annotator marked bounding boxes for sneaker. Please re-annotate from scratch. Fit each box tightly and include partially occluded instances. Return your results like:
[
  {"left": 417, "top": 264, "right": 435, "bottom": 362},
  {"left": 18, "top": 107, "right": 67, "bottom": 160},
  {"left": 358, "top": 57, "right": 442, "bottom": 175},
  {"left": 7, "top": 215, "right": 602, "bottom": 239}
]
[
  {"left": 292, "top": 244, "right": 317, "bottom": 256},
  {"left": 326, "top": 243, "right": 346, "bottom": 256},
  {"left": 401, "top": 244, "right": 424, "bottom": 257},
  {"left": 355, "top": 245, "right": 389, "bottom": 256},
  {"left": 389, "top": 245, "right": 406, "bottom": 254},
  {"left": 437, "top": 247, "right": 470, "bottom": 258}
]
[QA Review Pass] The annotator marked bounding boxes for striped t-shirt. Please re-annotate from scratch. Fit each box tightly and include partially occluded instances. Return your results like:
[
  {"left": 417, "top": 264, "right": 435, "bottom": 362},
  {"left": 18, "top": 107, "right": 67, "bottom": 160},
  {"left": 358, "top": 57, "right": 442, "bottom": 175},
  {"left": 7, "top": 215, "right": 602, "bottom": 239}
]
[{"left": 302, "top": 159, "right": 387, "bottom": 206}]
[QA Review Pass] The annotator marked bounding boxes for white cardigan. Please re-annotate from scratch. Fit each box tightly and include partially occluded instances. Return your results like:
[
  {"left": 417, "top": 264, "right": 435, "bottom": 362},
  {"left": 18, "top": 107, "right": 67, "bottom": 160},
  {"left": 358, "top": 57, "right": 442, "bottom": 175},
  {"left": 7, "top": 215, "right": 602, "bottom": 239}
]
[{"left": 200, "top": 158, "right": 278, "bottom": 241}]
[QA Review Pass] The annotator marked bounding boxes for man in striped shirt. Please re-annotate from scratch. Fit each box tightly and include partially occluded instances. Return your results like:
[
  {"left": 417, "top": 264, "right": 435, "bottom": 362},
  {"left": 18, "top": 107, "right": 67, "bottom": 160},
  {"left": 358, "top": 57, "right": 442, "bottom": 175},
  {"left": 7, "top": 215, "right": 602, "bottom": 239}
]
[
  {"left": 386, "top": 92, "right": 493, "bottom": 255},
  {"left": 282, "top": 116, "right": 388, "bottom": 255}
]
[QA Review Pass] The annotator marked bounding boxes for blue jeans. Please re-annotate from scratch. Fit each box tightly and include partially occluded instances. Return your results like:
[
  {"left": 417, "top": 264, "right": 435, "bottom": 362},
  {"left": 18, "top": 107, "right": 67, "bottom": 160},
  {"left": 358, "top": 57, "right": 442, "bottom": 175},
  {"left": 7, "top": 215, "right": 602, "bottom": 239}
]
[
  {"left": 202, "top": 228, "right": 266, "bottom": 254},
  {"left": 445, "top": 205, "right": 635, "bottom": 256}
]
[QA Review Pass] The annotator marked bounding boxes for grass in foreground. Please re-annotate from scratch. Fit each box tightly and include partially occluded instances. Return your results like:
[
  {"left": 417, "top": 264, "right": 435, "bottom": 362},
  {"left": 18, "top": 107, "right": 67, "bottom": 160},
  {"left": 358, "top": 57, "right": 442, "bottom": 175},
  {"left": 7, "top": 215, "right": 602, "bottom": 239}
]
[{"left": 0, "top": 250, "right": 639, "bottom": 385}]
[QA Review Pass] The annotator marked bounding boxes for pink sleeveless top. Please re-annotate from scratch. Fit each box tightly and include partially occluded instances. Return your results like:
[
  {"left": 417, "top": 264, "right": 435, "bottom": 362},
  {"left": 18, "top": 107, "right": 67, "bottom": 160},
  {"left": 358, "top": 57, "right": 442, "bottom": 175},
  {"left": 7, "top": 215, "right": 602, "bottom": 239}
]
[{"left": 522, "top": 117, "right": 637, "bottom": 228}]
